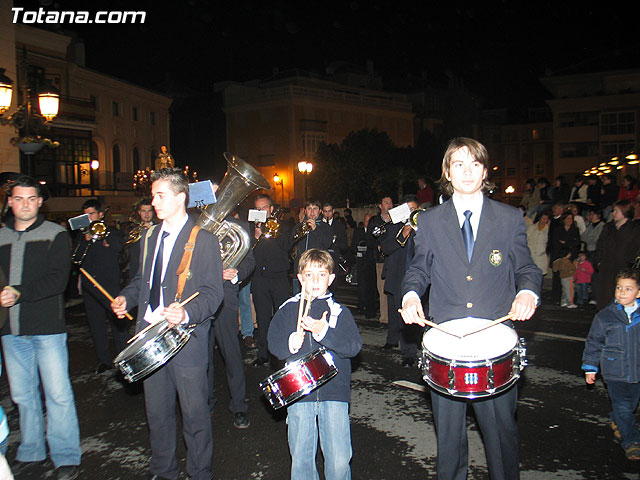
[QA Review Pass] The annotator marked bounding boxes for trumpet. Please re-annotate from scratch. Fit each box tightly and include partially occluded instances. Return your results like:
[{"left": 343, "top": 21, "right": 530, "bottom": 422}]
[
  {"left": 253, "top": 208, "right": 282, "bottom": 249},
  {"left": 71, "top": 207, "right": 111, "bottom": 265},
  {"left": 291, "top": 219, "right": 312, "bottom": 244},
  {"left": 371, "top": 221, "right": 391, "bottom": 238},
  {"left": 395, "top": 208, "right": 424, "bottom": 246}
]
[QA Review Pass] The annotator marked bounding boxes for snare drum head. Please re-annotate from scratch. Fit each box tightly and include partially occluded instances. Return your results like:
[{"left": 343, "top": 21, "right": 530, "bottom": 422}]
[
  {"left": 422, "top": 317, "right": 517, "bottom": 361},
  {"left": 115, "top": 321, "right": 169, "bottom": 362}
]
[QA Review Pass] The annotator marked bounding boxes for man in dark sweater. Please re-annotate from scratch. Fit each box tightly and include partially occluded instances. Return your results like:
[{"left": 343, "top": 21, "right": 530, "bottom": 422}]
[{"left": 0, "top": 175, "right": 81, "bottom": 480}]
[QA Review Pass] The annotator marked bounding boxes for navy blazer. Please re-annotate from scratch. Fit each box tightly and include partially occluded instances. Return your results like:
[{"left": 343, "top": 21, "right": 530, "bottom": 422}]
[
  {"left": 119, "top": 216, "right": 224, "bottom": 365},
  {"left": 401, "top": 197, "right": 542, "bottom": 323}
]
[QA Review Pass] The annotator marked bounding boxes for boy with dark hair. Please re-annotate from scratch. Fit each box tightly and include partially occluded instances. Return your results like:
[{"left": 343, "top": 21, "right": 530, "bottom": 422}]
[
  {"left": 582, "top": 268, "right": 640, "bottom": 460},
  {"left": 268, "top": 248, "right": 362, "bottom": 479}
]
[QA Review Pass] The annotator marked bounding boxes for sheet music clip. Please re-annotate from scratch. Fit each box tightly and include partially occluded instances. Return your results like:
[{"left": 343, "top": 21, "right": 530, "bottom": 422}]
[{"left": 187, "top": 180, "right": 217, "bottom": 209}]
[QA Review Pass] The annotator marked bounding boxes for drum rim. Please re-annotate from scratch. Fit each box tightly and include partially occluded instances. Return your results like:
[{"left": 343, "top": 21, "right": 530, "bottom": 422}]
[
  {"left": 425, "top": 373, "right": 520, "bottom": 399},
  {"left": 422, "top": 346, "right": 517, "bottom": 368}
]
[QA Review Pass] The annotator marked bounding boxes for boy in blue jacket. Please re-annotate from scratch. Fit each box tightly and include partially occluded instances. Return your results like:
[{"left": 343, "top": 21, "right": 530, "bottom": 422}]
[
  {"left": 268, "top": 248, "right": 362, "bottom": 480},
  {"left": 582, "top": 268, "right": 640, "bottom": 460}
]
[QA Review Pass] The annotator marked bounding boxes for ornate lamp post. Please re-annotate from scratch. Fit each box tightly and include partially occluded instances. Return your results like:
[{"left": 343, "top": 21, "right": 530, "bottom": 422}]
[{"left": 0, "top": 53, "right": 60, "bottom": 170}]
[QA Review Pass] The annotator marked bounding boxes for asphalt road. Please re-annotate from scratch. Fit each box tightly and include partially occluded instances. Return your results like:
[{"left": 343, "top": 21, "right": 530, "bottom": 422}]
[{"left": 1, "top": 281, "right": 639, "bottom": 479}]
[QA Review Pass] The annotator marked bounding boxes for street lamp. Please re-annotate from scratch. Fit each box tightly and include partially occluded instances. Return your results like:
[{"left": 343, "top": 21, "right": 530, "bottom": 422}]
[
  {"left": 273, "top": 173, "right": 284, "bottom": 206},
  {"left": 0, "top": 54, "right": 60, "bottom": 163},
  {"left": 297, "top": 160, "right": 313, "bottom": 198}
]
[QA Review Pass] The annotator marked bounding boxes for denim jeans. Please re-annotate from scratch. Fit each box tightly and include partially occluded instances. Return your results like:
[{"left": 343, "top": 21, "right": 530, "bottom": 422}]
[
  {"left": 1, "top": 334, "right": 81, "bottom": 467},
  {"left": 239, "top": 281, "right": 254, "bottom": 338},
  {"left": 608, "top": 381, "right": 640, "bottom": 448},
  {"left": 287, "top": 400, "right": 352, "bottom": 480},
  {"left": 575, "top": 282, "right": 589, "bottom": 305}
]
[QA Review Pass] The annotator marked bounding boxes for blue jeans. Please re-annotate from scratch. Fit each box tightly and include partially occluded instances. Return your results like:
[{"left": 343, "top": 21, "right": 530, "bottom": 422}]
[
  {"left": 287, "top": 401, "right": 352, "bottom": 480},
  {"left": 239, "top": 281, "right": 254, "bottom": 338},
  {"left": 608, "top": 380, "right": 640, "bottom": 448},
  {"left": 1, "top": 334, "right": 81, "bottom": 467},
  {"left": 575, "top": 282, "right": 589, "bottom": 305}
]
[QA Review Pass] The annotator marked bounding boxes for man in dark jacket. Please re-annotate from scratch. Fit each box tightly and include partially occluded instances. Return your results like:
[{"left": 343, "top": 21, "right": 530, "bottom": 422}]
[
  {"left": 74, "top": 199, "right": 128, "bottom": 373},
  {"left": 0, "top": 175, "right": 81, "bottom": 480},
  {"left": 251, "top": 194, "right": 292, "bottom": 366}
]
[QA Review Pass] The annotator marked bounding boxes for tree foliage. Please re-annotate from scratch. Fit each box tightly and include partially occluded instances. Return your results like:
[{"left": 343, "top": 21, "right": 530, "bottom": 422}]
[{"left": 309, "top": 128, "right": 446, "bottom": 206}]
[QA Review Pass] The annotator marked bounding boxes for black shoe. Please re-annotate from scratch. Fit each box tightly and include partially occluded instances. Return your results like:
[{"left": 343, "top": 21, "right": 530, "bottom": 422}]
[
  {"left": 252, "top": 357, "right": 268, "bottom": 367},
  {"left": 402, "top": 357, "right": 415, "bottom": 367},
  {"left": 233, "top": 412, "right": 250, "bottom": 429},
  {"left": 381, "top": 343, "right": 397, "bottom": 350},
  {"left": 94, "top": 363, "right": 113, "bottom": 374},
  {"left": 9, "top": 459, "right": 46, "bottom": 474},
  {"left": 57, "top": 465, "right": 79, "bottom": 480}
]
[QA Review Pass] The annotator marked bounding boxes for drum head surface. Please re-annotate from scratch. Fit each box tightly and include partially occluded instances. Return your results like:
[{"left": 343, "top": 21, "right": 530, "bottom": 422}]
[{"left": 422, "top": 317, "right": 517, "bottom": 360}]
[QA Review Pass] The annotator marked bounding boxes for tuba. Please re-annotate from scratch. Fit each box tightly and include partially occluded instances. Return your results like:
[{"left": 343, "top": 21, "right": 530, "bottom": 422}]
[{"left": 196, "top": 152, "right": 271, "bottom": 269}]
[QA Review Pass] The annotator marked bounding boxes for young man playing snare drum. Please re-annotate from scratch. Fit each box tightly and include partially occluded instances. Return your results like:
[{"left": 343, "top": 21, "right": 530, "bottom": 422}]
[
  {"left": 267, "top": 249, "right": 362, "bottom": 480},
  {"left": 400, "top": 137, "right": 542, "bottom": 480}
]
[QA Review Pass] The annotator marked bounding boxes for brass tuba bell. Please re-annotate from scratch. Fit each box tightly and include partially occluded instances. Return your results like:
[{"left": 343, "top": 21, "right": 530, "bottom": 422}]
[{"left": 196, "top": 153, "right": 271, "bottom": 269}]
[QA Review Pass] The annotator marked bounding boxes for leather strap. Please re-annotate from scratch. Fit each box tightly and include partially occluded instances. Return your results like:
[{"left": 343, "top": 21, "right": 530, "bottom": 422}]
[{"left": 175, "top": 226, "right": 201, "bottom": 302}]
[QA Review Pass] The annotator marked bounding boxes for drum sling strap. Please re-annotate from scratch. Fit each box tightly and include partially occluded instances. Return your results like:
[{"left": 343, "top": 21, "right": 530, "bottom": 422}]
[
  {"left": 141, "top": 224, "right": 201, "bottom": 302},
  {"left": 175, "top": 226, "right": 201, "bottom": 302}
]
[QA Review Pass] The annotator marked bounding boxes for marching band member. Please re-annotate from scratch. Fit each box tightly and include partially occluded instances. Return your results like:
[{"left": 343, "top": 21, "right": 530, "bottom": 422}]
[{"left": 401, "top": 137, "right": 541, "bottom": 480}]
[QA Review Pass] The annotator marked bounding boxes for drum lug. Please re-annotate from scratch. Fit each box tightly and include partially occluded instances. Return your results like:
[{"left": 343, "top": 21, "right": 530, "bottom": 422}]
[
  {"left": 486, "top": 360, "right": 495, "bottom": 393},
  {"left": 516, "top": 337, "right": 528, "bottom": 372},
  {"left": 447, "top": 363, "right": 457, "bottom": 395}
]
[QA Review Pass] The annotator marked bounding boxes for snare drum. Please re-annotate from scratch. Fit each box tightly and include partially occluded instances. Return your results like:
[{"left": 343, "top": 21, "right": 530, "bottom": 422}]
[
  {"left": 114, "top": 320, "right": 193, "bottom": 383},
  {"left": 419, "top": 317, "right": 526, "bottom": 399},
  {"left": 259, "top": 347, "right": 338, "bottom": 409}
]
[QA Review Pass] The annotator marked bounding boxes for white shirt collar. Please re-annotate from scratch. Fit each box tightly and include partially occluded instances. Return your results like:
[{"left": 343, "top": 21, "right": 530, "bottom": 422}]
[
  {"left": 451, "top": 191, "right": 483, "bottom": 239},
  {"left": 161, "top": 213, "right": 189, "bottom": 236}
]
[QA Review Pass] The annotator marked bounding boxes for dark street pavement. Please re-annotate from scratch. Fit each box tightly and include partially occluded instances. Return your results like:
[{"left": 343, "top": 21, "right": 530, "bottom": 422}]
[{"left": 1, "top": 280, "right": 639, "bottom": 479}]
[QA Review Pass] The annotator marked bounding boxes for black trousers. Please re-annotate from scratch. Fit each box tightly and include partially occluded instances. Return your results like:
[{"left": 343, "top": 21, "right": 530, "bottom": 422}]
[
  {"left": 356, "top": 261, "right": 377, "bottom": 316},
  {"left": 251, "top": 274, "right": 290, "bottom": 361},
  {"left": 386, "top": 292, "right": 419, "bottom": 358},
  {"left": 430, "top": 386, "right": 520, "bottom": 480},
  {"left": 83, "top": 287, "right": 131, "bottom": 366},
  {"left": 208, "top": 286, "right": 247, "bottom": 414}
]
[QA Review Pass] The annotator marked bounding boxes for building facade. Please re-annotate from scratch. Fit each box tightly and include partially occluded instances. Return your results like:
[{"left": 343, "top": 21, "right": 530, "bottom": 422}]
[
  {"left": 541, "top": 69, "right": 640, "bottom": 181},
  {"left": 0, "top": 11, "right": 171, "bottom": 217},
  {"left": 216, "top": 69, "right": 414, "bottom": 206}
]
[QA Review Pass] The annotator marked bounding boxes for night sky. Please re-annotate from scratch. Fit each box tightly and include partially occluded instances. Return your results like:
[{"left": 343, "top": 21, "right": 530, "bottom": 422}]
[{"left": 13, "top": 0, "right": 640, "bottom": 108}]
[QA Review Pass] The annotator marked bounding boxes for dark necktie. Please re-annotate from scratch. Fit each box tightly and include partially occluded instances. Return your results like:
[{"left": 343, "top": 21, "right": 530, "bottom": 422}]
[
  {"left": 149, "top": 231, "right": 169, "bottom": 310},
  {"left": 462, "top": 210, "right": 474, "bottom": 262}
]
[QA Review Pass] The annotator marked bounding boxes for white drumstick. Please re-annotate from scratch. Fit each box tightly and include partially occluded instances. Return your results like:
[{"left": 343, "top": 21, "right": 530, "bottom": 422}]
[{"left": 396, "top": 309, "right": 462, "bottom": 338}]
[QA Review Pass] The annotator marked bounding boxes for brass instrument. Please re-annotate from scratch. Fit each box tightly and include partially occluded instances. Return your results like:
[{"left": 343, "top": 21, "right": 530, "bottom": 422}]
[
  {"left": 196, "top": 152, "right": 271, "bottom": 269},
  {"left": 291, "top": 219, "right": 312, "bottom": 244},
  {"left": 371, "top": 221, "right": 391, "bottom": 238},
  {"left": 395, "top": 208, "right": 425, "bottom": 247},
  {"left": 71, "top": 206, "right": 111, "bottom": 265},
  {"left": 125, "top": 219, "right": 151, "bottom": 246},
  {"left": 262, "top": 207, "right": 283, "bottom": 240}
]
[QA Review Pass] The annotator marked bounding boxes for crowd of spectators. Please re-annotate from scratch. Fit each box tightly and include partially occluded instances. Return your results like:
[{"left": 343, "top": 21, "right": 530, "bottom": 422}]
[{"left": 522, "top": 173, "right": 640, "bottom": 309}]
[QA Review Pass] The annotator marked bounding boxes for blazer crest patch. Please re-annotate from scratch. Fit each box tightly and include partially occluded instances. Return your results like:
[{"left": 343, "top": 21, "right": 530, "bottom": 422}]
[{"left": 489, "top": 249, "right": 502, "bottom": 266}]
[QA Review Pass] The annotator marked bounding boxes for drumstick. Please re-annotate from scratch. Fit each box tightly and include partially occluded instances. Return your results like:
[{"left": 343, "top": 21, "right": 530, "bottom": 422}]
[
  {"left": 80, "top": 268, "right": 133, "bottom": 321},
  {"left": 460, "top": 313, "right": 514, "bottom": 337},
  {"left": 396, "top": 309, "right": 462, "bottom": 338},
  {"left": 126, "top": 291, "right": 200, "bottom": 344},
  {"left": 296, "top": 281, "right": 306, "bottom": 334}
]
